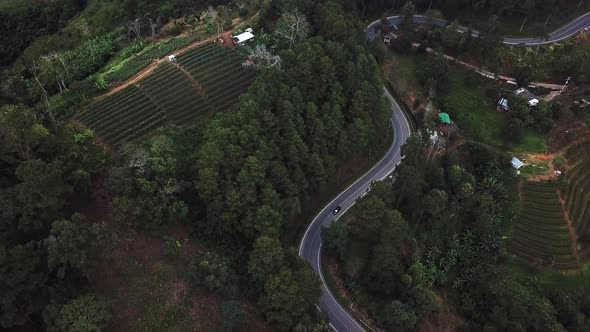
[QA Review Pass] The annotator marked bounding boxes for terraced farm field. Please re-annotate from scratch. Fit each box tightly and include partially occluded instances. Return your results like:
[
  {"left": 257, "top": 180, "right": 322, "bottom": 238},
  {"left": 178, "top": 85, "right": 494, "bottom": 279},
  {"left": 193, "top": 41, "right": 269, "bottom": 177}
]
[
  {"left": 564, "top": 139, "right": 590, "bottom": 260},
  {"left": 75, "top": 43, "right": 256, "bottom": 145},
  {"left": 510, "top": 181, "right": 579, "bottom": 270}
]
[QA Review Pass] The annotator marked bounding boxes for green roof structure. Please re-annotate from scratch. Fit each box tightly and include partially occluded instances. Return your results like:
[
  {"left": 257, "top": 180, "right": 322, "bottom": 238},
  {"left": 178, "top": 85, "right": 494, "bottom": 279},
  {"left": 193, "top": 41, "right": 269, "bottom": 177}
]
[{"left": 438, "top": 112, "right": 451, "bottom": 124}]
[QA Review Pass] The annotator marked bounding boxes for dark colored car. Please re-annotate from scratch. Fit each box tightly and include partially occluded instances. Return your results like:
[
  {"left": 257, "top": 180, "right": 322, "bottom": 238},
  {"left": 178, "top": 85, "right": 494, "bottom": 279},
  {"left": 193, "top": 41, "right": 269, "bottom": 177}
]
[{"left": 333, "top": 206, "right": 342, "bottom": 215}]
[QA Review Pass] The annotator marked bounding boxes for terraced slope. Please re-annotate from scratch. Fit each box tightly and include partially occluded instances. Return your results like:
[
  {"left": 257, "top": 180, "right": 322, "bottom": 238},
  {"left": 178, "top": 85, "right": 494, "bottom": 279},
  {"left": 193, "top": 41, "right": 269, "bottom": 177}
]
[
  {"left": 138, "top": 62, "right": 210, "bottom": 124},
  {"left": 75, "top": 43, "right": 255, "bottom": 145},
  {"left": 564, "top": 139, "right": 590, "bottom": 260},
  {"left": 76, "top": 85, "right": 167, "bottom": 145},
  {"left": 176, "top": 45, "right": 256, "bottom": 112},
  {"left": 510, "top": 181, "right": 578, "bottom": 270}
]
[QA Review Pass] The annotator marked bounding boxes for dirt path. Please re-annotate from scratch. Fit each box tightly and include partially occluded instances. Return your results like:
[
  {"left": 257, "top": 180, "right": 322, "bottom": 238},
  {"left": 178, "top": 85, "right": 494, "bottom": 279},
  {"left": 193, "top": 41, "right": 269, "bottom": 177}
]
[
  {"left": 557, "top": 189, "right": 581, "bottom": 262},
  {"left": 98, "top": 13, "right": 259, "bottom": 99},
  {"left": 427, "top": 47, "right": 564, "bottom": 90}
]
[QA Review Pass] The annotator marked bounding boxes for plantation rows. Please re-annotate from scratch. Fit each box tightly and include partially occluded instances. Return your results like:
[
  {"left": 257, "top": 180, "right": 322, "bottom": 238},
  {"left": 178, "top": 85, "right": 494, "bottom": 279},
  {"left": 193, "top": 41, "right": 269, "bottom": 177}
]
[
  {"left": 177, "top": 44, "right": 256, "bottom": 112},
  {"left": 76, "top": 43, "right": 256, "bottom": 145},
  {"left": 138, "top": 62, "right": 211, "bottom": 124},
  {"left": 564, "top": 140, "right": 590, "bottom": 247},
  {"left": 510, "top": 181, "right": 579, "bottom": 270},
  {"left": 75, "top": 85, "right": 167, "bottom": 145}
]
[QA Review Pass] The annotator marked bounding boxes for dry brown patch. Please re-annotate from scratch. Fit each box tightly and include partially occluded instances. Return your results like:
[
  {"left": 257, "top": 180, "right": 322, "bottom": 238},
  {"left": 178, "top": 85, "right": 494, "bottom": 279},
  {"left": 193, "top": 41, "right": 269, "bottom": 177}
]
[{"left": 418, "top": 311, "right": 463, "bottom": 332}]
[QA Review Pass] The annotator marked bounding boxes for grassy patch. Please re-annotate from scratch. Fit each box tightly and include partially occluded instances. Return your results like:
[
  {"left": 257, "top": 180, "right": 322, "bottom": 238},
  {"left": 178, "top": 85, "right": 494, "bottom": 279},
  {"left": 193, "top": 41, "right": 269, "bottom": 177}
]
[
  {"left": 0, "top": 0, "right": 33, "bottom": 11},
  {"left": 110, "top": 254, "right": 217, "bottom": 331},
  {"left": 442, "top": 69, "right": 547, "bottom": 153},
  {"left": 17, "top": 0, "right": 127, "bottom": 64},
  {"left": 519, "top": 162, "right": 549, "bottom": 176},
  {"left": 442, "top": 71, "right": 505, "bottom": 146},
  {"left": 381, "top": 51, "right": 420, "bottom": 100},
  {"left": 513, "top": 130, "right": 547, "bottom": 153},
  {"left": 100, "top": 33, "right": 205, "bottom": 83}
]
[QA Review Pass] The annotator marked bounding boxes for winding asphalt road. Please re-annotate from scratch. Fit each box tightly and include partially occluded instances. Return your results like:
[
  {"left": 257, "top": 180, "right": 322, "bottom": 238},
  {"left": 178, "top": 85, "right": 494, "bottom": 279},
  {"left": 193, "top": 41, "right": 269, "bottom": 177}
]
[
  {"left": 299, "top": 88, "right": 411, "bottom": 332},
  {"left": 367, "top": 12, "right": 590, "bottom": 45},
  {"left": 299, "top": 12, "right": 590, "bottom": 332}
]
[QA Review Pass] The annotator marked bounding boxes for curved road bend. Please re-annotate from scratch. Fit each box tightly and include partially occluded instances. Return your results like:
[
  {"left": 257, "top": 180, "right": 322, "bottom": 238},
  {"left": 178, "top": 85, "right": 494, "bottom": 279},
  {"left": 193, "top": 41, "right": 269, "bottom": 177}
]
[
  {"left": 301, "top": 12, "right": 590, "bottom": 332},
  {"left": 367, "top": 12, "right": 590, "bottom": 45},
  {"left": 298, "top": 88, "right": 412, "bottom": 332}
]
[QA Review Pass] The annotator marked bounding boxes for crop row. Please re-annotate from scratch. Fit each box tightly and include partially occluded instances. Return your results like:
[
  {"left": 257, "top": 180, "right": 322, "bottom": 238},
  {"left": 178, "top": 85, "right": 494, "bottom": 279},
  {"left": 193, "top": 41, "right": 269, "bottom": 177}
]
[
  {"left": 182, "top": 56, "right": 241, "bottom": 83},
  {"left": 178, "top": 47, "right": 232, "bottom": 72},
  {"left": 138, "top": 64, "right": 211, "bottom": 123},
  {"left": 77, "top": 43, "right": 256, "bottom": 147},
  {"left": 80, "top": 89, "right": 158, "bottom": 131},
  {"left": 209, "top": 77, "right": 256, "bottom": 112},
  {"left": 511, "top": 181, "right": 577, "bottom": 269},
  {"left": 80, "top": 90, "right": 153, "bottom": 126},
  {"left": 175, "top": 42, "right": 220, "bottom": 62},
  {"left": 77, "top": 86, "right": 143, "bottom": 123},
  {"left": 564, "top": 145, "right": 590, "bottom": 239},
  {"left": 104, "top": 111, "right": 168, "bottom": 145},
  {"left": 566, "top": 173, "right": 590, "bottom": 207},
  {"left": 178, "top": 51, "right": 232, "bottom": 73},
  {"left": 509, "top": 244, "right": 579, "bottom": 270}
]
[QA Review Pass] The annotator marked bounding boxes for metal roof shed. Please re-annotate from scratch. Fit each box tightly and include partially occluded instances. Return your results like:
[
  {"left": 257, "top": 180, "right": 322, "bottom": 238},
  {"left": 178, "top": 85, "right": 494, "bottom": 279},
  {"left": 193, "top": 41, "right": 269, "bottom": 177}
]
[
  {"left": 511, "top": 157, "right": 524, "bottom": 169},
  {"left": 232, "top": 31, "right": 254, "bottom": 45}
]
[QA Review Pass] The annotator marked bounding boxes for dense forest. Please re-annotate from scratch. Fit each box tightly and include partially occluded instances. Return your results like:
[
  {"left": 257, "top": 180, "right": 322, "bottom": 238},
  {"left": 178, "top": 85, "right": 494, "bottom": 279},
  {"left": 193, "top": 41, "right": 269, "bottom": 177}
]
[
  {"left": 324, "top": 134, "right": 590, "bottom": 331},
  {"left": 2, "top": 0, "right": 590, "bottom": 330},
  {"left": 354, "top": 0, "right": 589, "bottom": 18},
  {"left": 1, "top": 0, "right": 389, "bottom": 330}
]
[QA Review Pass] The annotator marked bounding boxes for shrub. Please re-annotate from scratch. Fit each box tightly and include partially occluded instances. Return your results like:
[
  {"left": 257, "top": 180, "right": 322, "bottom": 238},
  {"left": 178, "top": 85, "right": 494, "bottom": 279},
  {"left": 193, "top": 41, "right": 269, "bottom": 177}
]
[
  {"left": 185, "top": 252, "right": 235, "bottom": 293},
  {"left": 163, "top": 236, "right": 182, "bottom": 258},
  {"left": 55, "top": 294, "right": 111, "bottom": 332},
  {"left": 218, "top": 300, "right": 246, "bottom": 332},
  {"left": 553, "top": 156, "right": 564, "bottom": 166},
  {"left": 413, "top": 98, "right": 421, "bottom": 109}
]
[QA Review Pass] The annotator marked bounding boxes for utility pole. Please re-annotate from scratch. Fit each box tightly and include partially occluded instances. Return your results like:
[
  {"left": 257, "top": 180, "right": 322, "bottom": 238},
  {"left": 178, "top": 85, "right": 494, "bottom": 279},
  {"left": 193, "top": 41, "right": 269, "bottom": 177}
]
[
  {"left": 519, "top": 17, "right": 527, "bottom": 32},
  {"left": 579, "top": 0, "right": 584, "bottom": 10}
]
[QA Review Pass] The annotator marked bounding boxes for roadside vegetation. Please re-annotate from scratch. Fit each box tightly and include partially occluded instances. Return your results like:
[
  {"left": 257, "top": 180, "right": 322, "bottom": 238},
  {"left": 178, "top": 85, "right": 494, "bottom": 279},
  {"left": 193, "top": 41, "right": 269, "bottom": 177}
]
[{"left": 324, "top": 135, "right": 590, "bottom": 331}]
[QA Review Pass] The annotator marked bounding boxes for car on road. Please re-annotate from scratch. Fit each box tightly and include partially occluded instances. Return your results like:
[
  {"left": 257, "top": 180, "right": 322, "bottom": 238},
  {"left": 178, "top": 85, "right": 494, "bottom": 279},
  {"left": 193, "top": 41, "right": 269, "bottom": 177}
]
[{"left": 333, "top": 206, "right": 342, "bottom": 215}]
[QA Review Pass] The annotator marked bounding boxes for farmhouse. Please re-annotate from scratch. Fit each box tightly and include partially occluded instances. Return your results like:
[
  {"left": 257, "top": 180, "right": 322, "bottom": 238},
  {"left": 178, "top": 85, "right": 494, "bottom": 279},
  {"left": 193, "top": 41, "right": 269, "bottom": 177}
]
[
  {"left": 511, "top": 157, "right": 524, "bottom": 170},
  {"left": 232, "top": 30, "right": 255, "bottom": 46},
  {"left": 497, "top": 98, "right": 509, "bottom": 111},
  {"left": 515, "top": 88, "right": 539, "bottom": 107}
]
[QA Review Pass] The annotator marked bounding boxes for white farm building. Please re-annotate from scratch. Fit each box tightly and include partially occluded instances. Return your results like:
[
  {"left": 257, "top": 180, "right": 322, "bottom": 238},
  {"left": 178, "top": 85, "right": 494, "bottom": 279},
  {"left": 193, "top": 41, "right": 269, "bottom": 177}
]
[{"left": 232, "top": 31, "right": 255, "bottom": 46}]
